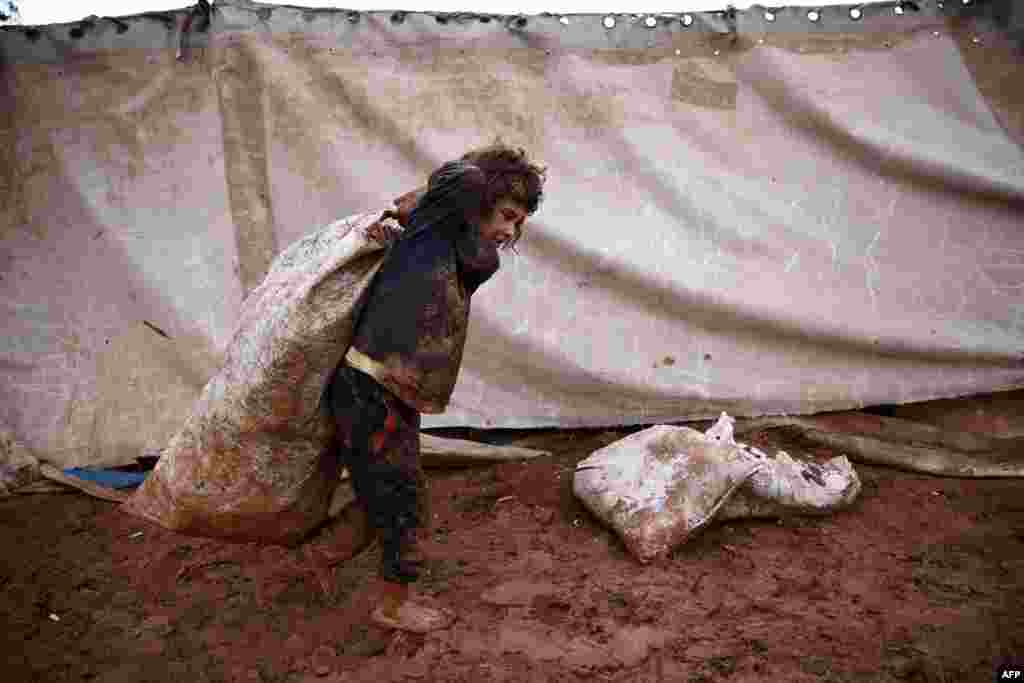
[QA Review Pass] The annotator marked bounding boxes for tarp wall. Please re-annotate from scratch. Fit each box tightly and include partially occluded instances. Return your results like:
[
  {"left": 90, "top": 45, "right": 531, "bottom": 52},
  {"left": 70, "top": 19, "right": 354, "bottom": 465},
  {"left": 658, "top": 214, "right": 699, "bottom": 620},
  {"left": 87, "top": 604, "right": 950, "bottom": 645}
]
[{"left": 2, "top": 0, "right": 1023, "bottom": 469}]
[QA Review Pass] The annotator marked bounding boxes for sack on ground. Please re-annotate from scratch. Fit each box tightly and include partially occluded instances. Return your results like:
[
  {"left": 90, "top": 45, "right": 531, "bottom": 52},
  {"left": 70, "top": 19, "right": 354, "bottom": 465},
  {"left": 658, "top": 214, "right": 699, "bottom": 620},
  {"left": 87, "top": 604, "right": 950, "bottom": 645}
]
[
  {"left": 573, "top": 413, "right": 862, "bottom": 562},
  {"left": 123, "top": 212, "right": 402, "bottom": 544},
  {"left": 705, "top": 412, "right": 862, "bottom": 520},
  {"left": 573, "top": 421, "right": 763, "bottom": 563},
  {"left": 718, "top": 448, "right": 861, "bottom": 521}
]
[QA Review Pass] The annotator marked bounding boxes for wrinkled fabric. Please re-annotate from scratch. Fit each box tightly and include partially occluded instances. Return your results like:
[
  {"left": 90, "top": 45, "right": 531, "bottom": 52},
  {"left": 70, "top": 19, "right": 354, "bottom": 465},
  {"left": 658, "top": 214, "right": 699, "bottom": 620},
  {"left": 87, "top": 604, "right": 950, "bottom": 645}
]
[
  {"left": 3, "top": 1, "right": 1024, "bottom": 470},
  {"left": 348, "top": 162, "right": 501, "bottom": 413}
]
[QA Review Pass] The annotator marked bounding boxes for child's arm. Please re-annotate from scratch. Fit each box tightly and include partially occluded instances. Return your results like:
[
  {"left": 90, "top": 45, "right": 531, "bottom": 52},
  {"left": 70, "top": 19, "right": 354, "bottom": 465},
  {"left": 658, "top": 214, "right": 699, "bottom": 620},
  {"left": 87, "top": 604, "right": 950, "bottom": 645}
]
[{"left": 412, "top": 161, "right": 489, "bottom": 238}]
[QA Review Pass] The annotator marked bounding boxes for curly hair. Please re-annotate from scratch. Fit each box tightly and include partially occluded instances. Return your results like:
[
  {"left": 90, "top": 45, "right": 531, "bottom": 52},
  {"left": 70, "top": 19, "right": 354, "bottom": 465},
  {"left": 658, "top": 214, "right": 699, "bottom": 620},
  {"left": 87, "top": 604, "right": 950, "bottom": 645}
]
[{"left": 459, "top": 139, "right": 547, "bottom": 250}]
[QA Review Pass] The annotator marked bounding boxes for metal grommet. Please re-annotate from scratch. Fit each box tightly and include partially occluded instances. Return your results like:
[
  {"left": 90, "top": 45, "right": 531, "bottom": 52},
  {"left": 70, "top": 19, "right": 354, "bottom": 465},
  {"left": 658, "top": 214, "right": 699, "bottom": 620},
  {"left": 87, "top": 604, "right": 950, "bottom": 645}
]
[
  {"left": 645, "top": 16, "right": 657, "bottom": 28},
  {"left": 675, "top": 48, "right": 681, "bottom": 55},
  {"left": 757, "top": 38, "right": 765, "bottom": 44},
  {"left": 713, "top": 49, "right": 721, "bottom": 56},
  {"left": 559, "top": 16, "right": 569, "bottom": 25},
  {"left": 764, "top": 11, "right": 776, "bottom": 22},
  {"left": 850, "top": 8, "right": 863, "bottom": 20},
  {"left": 390, "top": 11, "right": 405, "bottom": 24},
  {"left": 894, "top": 5, "right": 904, "bottom": 15},
  {"left": 807, "top": 10, "right": 821, "bottom": 22},
  {"left": 347, "top": 11, "right": 359, "bottom": 23},
  {"left": 603, "top": 16, "right": 615, "bottom": 29},
  {"left": 515, "top": 16, "right": 527, "bottom": 28},
  {"left": 682, "top": 14, "right": 694, "bottom": 27},
  {"left": 971, "top": 36, "right": 980, "bottom": 44}
]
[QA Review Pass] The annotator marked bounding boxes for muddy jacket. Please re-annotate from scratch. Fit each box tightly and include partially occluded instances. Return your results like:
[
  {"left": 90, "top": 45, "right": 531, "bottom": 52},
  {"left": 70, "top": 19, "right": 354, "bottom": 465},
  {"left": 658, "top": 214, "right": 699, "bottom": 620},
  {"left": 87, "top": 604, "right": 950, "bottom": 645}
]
[{"left": 345, "top": 186, "right": 501, "bottom": 413}]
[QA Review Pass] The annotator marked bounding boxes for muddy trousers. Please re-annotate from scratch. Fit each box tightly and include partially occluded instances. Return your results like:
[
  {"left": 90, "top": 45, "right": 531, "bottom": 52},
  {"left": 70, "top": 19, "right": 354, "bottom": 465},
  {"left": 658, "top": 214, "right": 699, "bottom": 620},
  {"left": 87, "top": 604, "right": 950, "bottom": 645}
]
[{"left": 328, "top": 364, "right": 427, "bottom": 584}]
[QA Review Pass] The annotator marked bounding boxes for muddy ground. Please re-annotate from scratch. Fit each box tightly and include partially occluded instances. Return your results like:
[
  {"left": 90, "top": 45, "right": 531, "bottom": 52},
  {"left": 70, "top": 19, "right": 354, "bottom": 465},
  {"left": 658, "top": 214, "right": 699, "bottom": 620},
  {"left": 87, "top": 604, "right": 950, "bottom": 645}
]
[{"left": 3, "top": 424, "right": 1022, "bottom": 682}]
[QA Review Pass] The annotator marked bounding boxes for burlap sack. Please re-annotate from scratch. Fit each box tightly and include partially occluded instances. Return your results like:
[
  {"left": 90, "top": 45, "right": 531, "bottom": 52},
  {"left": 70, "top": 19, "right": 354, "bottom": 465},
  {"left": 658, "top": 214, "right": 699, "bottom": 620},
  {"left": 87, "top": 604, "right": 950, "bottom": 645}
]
[
  {"left": 123, "top": 210, "right": 403, "bottom": 544},
  {"left": 573, "top": 421, "right": 764, "bottom": 563}
]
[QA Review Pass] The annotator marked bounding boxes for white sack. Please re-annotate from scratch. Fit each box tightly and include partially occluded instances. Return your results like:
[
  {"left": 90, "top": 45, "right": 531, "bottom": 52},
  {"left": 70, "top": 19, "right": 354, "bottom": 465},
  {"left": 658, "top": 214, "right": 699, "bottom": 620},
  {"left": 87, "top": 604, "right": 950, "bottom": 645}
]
[
  {"left": 718, "top": 449, "right": 862, "bottom": 521},
  {"left": 708, "top": 413, "right": 863, "bottom": 519},
  {"left": 573, "top": 420, "right": 763, "bottom": 563},
  {"left": 574, "top": 413, "right": 862, "bottom": 562}
]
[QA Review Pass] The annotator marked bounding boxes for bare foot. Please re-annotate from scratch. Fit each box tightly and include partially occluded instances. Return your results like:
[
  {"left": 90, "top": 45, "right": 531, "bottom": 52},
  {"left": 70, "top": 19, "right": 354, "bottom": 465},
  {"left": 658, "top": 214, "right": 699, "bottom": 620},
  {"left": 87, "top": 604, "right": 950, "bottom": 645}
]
[{"left": 371, "top": 602, "right": 455, "bottom": 633}]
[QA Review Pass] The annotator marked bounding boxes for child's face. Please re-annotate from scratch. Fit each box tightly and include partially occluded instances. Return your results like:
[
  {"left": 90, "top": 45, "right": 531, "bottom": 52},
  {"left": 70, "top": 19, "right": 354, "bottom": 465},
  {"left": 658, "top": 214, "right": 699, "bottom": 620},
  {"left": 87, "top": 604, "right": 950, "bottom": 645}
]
[{"left": 478, "top": 199, "right": 528, "bottom": 249}]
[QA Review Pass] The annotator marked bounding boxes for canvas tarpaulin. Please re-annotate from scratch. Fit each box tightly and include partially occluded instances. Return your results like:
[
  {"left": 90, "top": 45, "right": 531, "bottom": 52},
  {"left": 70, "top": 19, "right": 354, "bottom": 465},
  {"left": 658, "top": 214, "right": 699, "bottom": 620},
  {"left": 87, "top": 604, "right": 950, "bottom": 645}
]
[{"left": 1, "top": 0, "right": 1022, "bottom": 470}]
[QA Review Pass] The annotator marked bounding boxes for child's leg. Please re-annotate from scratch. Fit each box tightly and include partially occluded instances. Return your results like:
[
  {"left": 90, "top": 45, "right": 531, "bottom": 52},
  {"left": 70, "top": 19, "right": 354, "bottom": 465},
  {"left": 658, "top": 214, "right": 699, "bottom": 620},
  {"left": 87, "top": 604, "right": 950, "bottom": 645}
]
[
  {"left": 328, "top": 364, "right": 451, "bottom": 632},
  {"left": 329, "top": 364, "right": 424, "bottom": 581}
]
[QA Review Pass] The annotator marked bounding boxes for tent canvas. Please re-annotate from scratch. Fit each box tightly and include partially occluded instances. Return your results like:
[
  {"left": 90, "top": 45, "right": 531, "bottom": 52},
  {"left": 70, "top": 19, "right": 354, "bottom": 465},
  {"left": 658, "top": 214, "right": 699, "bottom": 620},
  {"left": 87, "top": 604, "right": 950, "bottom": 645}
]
[{"left": 0, "top": 0, "right": 1022, "bottom": 476}]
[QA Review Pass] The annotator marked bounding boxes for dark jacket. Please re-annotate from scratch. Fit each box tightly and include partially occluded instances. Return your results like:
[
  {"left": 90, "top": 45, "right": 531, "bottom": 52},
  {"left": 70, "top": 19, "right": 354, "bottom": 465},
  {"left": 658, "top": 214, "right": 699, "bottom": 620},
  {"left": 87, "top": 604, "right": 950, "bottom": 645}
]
[{"left": 346, "top": 165, "right": 500, "bottom": 413}]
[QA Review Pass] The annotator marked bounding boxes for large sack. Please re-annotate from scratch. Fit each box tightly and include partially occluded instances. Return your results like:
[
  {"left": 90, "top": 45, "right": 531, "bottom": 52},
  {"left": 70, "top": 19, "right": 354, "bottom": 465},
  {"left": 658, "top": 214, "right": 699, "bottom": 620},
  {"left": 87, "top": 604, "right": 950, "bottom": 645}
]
[
  {"left": 574, "top": 414, "right": 862, "bottom": 562},
  {"left": 123, "top": 211, "right": 403, "bottom": 544}
]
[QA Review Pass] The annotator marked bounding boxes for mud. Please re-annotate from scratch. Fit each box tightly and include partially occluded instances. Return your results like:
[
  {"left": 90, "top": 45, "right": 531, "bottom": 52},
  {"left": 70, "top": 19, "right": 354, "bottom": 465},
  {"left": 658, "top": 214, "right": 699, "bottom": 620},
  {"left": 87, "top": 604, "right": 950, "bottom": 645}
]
[{"left": 2, "top": 425, "right": 1022, "bottom": 682}]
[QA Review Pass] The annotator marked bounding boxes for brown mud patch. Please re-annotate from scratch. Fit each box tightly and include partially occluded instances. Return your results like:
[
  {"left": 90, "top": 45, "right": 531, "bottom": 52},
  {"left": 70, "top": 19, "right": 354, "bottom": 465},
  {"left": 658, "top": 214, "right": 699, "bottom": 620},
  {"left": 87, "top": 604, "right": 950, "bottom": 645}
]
[{"left": 2, "top": 425, "right": 1022, "bottom": 682}]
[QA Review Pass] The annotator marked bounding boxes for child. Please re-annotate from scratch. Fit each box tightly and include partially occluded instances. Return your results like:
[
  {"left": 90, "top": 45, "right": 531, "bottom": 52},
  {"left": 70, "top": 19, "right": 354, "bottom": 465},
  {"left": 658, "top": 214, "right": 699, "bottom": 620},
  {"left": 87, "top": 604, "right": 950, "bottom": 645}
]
[{"left": 327, "top": 143, "right": 546, "bottom": 632}]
